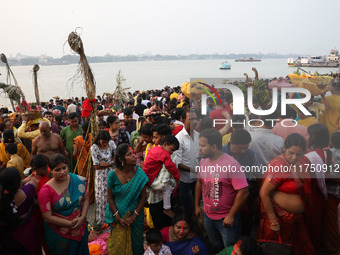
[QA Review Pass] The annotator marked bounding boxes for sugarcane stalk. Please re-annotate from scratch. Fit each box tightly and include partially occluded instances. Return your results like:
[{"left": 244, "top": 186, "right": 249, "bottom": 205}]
[
  {"left": 244, "top": 73, "right": 249, "bottom": 85},
  {"left": 68, "top": 31, "right": 98, "bottom": 138},
  {"left": 33, "top": 64, "right": 40, "bottom": 105},
  {"left": 68, "top": 31, "right": 98, "bottom": 219},
  {"left": 252, "top": 67, "right": 259, "bottom": 81}
]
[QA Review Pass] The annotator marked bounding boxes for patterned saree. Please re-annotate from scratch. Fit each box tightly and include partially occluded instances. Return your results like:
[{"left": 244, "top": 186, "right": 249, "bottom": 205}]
[
  {"left": 105, "top": 166, "right": 148, "bottom": 255},
  {"left": 42, "top": 173, "right": 89, "bottom": 255}
]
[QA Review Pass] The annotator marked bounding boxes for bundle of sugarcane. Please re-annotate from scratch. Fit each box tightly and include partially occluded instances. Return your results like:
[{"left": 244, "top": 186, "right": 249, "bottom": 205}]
[
  {"left": 68, "top": 31, "right": 97, "bottom": 209},
  {"left": 0, "top": 82, "right": 22, "bottom": 103},
  {"left": 68, "top": 32, "right": 96, "bottom": 99},
  {"left": 241, "top": 68, "right": 258, "bottom": 87},
  {"left": 68, "top": 31, "right": 98, "bottom": 138},
  {"left": 33, "top": 64, "right": 40, "bottom": 105},
  {"left": 239, "top": 67, "right": 270, "bottom": 107},
  {"left": 252, "top": 67, "right": 259, "bottom": 81},
  {"left": 244, "top": 73, "right": 249, "bottom": 85},
  {"left": 1, "top": 54, "right": 26, "bottom": 111},
  {"left": 112, "top": 70, "right": 131, "bottom": 106}
]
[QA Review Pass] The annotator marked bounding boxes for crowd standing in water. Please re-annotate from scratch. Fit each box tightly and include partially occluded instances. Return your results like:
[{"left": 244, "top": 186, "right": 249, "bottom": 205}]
[{"left": 0, "top": 82, "right": 339, "bottom": 255}]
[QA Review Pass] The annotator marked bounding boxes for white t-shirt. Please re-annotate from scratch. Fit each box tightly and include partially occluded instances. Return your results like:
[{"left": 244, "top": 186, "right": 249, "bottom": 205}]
[{"left": 118, "top": 112, "right": 139, "bottom": 120}]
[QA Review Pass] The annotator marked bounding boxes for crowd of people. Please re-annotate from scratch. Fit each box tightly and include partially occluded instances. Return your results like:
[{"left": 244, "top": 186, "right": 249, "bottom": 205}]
[{"left": 0, "top": 82, "right": 339, "bottom": 255}]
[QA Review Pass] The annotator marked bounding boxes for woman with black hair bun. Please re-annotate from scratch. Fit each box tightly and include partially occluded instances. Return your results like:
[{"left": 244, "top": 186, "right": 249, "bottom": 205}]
[
  {"left": 0, "top": 167, "right": 41, "bottom": 255},
  {"left": 29, "top": 153, "right": 50, "bottom": 196},
  {"left": 258, "top": 133, "right": 316, "bottom": 254},
  {"left": 105, "top": 143, "right": 148, "bottom": 255}
]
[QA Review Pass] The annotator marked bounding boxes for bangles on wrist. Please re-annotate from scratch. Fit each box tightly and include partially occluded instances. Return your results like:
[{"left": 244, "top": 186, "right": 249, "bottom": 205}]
[{"left": 113, "top": 211, "right": 119, "bottom": 217}]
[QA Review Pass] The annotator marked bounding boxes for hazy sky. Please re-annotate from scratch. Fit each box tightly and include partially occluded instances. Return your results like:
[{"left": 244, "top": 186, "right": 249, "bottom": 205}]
[{"left": 1, "top": 0, "right": 339, "bottom": 57}]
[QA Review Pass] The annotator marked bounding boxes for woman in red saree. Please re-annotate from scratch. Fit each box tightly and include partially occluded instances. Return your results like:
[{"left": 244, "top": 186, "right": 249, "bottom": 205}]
[
  {"left": 257, "top": 133, "right": 316, "bottom": 255},
  {"left": 299, "top": 123, "right": 332, "bottom": 253}
]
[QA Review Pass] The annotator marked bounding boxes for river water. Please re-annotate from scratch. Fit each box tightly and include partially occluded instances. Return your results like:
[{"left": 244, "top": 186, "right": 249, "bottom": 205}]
[{"left": 0, "top": 58, "right": 338, "bottom": 108}]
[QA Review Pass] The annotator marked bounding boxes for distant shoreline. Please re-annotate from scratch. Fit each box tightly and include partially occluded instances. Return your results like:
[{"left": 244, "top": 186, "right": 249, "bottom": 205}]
[{"left": 0, "top": 54, "right": 300, "bottom": 67}]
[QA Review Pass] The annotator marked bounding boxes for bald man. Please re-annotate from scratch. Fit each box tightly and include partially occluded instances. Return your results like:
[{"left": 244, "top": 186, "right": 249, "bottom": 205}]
[{"left": 31, "top": 121, "right": 65, "bottom": 159}]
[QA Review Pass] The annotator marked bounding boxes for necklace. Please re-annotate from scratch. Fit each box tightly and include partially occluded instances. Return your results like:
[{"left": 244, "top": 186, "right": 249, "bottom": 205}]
[
  {"left": 119, "top": 167, "right": 135, "bottom": 183},
  {"left": 56, "top": 176, "right": 71, "bottom": 204},
  {"left": 64, "top": 189, "right": 72, "bottom": 204}
]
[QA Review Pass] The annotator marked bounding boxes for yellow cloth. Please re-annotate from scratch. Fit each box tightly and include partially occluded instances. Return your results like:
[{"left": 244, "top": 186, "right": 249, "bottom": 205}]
[
  {"left": 170, "top": 92, "right": 179, "bottom": 100},
  {"left": 107, "top": 214, "right": 132, "bottom": 255},
  {"left": 177, "top": 102, "right": 184, "bottom": 108},
  {"left": 17, "top": 122, "right": 41, "bottom": 140},
  {"left": 222, "top": 133, "right": 232, "bottom": 146},
  {"left": 7, "top": 154, "right": 25, "bottom": 179},
  {"left": 27, "top": 117, "right": 50, "bottom": 126},
  {"left": 297, "top": 117, "right": 317, "bottom": 128},
  {"left": 8, "top": 113, "right": 17, "bottom": 120},
  {"left": 320, "top": 94, "right": 340, "bottom": 143},
  {"left": 0, "top": 143, "right": 30, "bottom": 168},
  {"left": 181, "top": 81, "right": 191, "bottom": 98},
  {"left": 144, "top": 143, "right": 155, "bottom": 161},
  {"left": 145, "top": 207, "right": 154, "bottom": 229}
]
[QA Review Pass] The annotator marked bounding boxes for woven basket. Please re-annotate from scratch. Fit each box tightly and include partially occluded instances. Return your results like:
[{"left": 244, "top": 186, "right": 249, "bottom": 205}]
[
  {"left": 98, "top": 110, "right": 114, "bottom": 116},
  {"left": 24, "top": 110, "right": 43, "bottom": 121},
  {"left": 288, "top": 74, "right": 334, "bottom": 96}
]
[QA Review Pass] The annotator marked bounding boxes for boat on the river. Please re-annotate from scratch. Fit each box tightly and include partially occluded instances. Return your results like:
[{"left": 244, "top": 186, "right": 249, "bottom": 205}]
[
  {"left": 287, "top": 49, "right": 339, "bottom": 67},
  {"left": 235, "top": 57, "right": 261, "bottom": 62},
  {"left": 219, "top": 61, "right": 231, "bottom": 70}
]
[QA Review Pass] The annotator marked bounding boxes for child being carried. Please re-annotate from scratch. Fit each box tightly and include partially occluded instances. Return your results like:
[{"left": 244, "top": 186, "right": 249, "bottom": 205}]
[{"left": 143, "top": 135, "right": 180, "bottom": 218}]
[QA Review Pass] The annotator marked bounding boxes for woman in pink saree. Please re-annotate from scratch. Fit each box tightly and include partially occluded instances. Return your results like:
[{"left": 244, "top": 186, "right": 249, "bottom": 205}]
[{"left": 38, "top": 154, "right": 90, "bottom": 255}]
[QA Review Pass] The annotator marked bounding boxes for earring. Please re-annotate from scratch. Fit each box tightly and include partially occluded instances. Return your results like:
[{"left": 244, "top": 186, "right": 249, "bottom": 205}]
[{"left": 122, "top": 162, "right": 124, "bottom": 166}]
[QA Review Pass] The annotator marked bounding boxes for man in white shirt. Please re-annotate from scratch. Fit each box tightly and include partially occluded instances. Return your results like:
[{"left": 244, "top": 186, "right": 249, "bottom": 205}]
[
  {"left": 66, "top": 99, "right": 76, "bottom": 115},
  {"left": 173, "top": 109, "right": 199, "bottom": 215},
  {"left": 140, "top": 92, "right": 151, "bottom": 107},
  {"left": 118, "top": 101, "right": 139, "bottom": 120}
]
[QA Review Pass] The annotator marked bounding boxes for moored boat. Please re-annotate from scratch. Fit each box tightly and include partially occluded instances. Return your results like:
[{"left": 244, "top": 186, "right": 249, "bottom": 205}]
[
  {"left": 287, "top": 49, "right": 339, "bottom": 67},
  {"left": 219, "top": 61, "right": 231, "bottom": 70}
]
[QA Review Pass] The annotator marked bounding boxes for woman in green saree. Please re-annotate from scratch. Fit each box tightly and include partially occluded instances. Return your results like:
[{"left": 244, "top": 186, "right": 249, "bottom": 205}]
[{"left": 105, "top": 143, "right": 148, "bottom": 255}]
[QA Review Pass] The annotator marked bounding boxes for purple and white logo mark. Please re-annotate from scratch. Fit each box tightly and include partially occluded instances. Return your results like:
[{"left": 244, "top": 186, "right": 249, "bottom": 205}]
[{"left": 192, "top": 78, "right": 312, "bottom": 128}]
